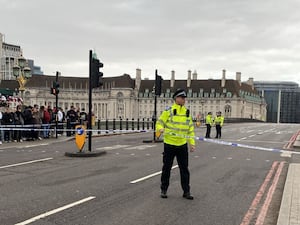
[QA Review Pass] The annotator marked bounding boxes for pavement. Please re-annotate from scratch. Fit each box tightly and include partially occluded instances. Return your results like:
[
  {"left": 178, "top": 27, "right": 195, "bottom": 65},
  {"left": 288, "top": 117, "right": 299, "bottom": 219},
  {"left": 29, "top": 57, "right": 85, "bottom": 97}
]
[
  {"left": 277, "top": 132, "right": 300, "bottom": 225},
  {"left": 1, "top": 131, "right": 300, "bottom": 224}
]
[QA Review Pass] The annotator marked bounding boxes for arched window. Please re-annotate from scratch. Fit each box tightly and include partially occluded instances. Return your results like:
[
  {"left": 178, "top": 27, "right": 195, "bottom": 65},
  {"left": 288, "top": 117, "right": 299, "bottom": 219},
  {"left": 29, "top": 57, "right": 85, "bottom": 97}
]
[{"left": 224, "top": 105, "right": 232, "bottom": 118}]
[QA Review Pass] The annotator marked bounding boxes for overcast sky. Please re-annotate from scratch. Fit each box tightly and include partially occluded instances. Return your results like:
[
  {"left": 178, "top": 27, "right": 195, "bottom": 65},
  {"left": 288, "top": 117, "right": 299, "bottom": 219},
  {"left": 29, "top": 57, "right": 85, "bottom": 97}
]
[{"left": 1, "top": 0, "right": 300, "bottom": 85}]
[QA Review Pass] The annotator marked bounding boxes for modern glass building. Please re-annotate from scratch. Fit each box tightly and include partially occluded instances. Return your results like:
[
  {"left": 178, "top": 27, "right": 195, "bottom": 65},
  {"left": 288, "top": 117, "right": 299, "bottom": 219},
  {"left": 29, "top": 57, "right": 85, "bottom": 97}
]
[{"left": 254, "top": 81, "right": 300, "bottom": 123}]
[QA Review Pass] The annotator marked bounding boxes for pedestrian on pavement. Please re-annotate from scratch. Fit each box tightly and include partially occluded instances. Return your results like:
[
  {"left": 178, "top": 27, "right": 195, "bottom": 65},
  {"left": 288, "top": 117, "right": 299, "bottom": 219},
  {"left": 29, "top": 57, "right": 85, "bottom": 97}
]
[
  {"left": 156, "top": 88, "right": 196, "bottom": 200},
  {"left": 205, "top": 112, "right": 213, "bottom": 138},
  {"left": 214, "top": 111, "right": 224, "bottom": 138}
]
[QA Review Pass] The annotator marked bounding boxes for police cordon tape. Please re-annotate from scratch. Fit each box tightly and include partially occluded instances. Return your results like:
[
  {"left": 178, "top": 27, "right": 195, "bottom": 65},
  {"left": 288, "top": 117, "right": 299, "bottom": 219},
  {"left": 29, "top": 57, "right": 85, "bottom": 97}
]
[
  {"left": 1, "top": 126, "right": 297, "bottom": 155},
  {"left": 163, "top": 132, "right": 300, "bottom": 155},
  {"left": 0, "top": 126, "right": 148, "bottom": 133}
]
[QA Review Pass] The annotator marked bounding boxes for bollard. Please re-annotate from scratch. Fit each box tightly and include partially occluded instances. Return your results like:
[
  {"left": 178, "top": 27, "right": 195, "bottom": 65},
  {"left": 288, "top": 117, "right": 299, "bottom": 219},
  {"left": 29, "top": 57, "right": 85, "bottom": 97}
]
[
  {"left": 132, "top": 118, "right": 134, "bottom": 130},
  {"left": 66, "top": 119, "right": 71, "bottom": 136},
  {"left": 120, "top": 118, "right": 123, "bottom": 130},
  {"left": 98, "top": 119, "right": 101, "bottom": 134},
  {"left": 105, "top": 119, "right": 109, "bottom": 133},
  {"left": 142, "top": 118, "right": 145, "bottom": 130},
  {"left": 126, "top": 118, "right": 129, "bottom": 130},
  {"left": 113, "top": 118, "right": 116, "bottom": 132},
  {"left": 137, "top": 118, "right": 140, "bottom": 130}
]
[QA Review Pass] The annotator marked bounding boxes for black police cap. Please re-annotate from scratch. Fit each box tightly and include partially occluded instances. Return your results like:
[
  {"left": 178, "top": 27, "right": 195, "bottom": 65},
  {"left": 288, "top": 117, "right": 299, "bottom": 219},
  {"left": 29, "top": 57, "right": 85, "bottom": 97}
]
[{"left": 172, "top": 89, "right": 187, "bottom": 99}]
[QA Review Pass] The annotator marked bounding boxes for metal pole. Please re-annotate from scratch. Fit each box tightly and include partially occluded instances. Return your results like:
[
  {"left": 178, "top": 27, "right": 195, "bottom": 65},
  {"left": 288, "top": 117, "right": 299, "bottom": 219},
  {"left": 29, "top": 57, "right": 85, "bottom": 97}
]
[
  {"left": 277, "top": 89, "right": 281, "bottom": 124},
  {"left": 153, "top": 69, "right": 158, "bottom": 141},
  {"left": 88, "top": 50, "right": 93, "bottom": 151},
  {"left": 55, "top": 71, "right": 59, "bottom": 139},
  {"left": 153, "top": 94, "right": 157, "bottom": 141}
]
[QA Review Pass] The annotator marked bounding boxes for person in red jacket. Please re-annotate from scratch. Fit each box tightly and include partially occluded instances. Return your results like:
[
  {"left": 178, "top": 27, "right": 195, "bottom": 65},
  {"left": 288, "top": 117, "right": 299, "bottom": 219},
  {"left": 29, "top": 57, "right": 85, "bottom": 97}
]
[{"left": 41, "top": 105, "right": 51, "bottom": 138}]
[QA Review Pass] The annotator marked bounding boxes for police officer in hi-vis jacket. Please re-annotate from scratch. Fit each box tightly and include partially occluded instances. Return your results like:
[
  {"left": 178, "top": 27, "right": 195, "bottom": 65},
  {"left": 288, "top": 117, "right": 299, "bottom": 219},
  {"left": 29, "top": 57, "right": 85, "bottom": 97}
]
[
  {"left": 156, "top": 88, "right": 195, "bottom": 200},
  {"left": 214, "top": 111, "right": 224, "bottom": 138},
  {"left": 205, "top": 112, "right": 213, "bottom": 138}
]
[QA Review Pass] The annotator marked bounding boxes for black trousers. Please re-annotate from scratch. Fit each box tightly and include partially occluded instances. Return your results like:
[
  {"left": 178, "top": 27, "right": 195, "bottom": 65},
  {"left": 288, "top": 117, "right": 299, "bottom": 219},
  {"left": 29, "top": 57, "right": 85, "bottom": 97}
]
[
  {"left": 205, "top": 124, "right": 211, "bottom": 138},
  {"left": 215, "top": 125, "right": 222, "bottom": 138},
  {"left": 161, "top": 143, "right": 190, "bottom": 194}
]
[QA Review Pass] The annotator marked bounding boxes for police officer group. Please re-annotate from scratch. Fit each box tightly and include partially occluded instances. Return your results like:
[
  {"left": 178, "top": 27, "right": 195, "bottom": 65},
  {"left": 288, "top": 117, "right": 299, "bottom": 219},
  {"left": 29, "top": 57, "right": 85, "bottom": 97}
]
[{"left": 205, "top": 111, "right": 224, "bottom": 139}]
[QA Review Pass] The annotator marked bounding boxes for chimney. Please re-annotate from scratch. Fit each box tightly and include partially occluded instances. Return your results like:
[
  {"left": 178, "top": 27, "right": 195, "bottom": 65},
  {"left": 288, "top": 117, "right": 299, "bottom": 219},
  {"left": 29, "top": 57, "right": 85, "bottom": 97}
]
[
  {"left": 170, "top": 70, "right": 175, "bottom": 88},
  {"left": 135, "top": 68, "right": 141, "bottom": 91},
  {"left": 192, "top": 70, "right": 197, "bottom": 80},
  {"left": 236, "top": 72, "right": 241, "bottom": 86},
  {"left": 187, "top": 70, "right": 191, "bottom": 87},
  {"left": 247, "top": 77, "right": 254, "bottom": 90},
  {"left": 221, "top": 69, "right": 226, "bottom": 87}
]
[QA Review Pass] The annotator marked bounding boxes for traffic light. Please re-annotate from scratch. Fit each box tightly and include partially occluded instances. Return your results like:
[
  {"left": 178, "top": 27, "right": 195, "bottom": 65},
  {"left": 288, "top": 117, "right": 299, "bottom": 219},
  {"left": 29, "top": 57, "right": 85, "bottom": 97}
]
[
  {"left": 91, "top": 57, "right": 104, "bottom": 88},
  {"left": 155, "top": 74, "right": 163, "bottom": 96},
  {"left": 50, "top": 81, "right": 59, "bottom": 96}
]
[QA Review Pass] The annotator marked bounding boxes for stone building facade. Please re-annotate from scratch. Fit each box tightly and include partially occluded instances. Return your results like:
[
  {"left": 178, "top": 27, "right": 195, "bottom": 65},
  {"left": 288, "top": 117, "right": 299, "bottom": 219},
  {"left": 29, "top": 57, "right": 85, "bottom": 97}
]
[{"left": 0, "top": 68, "right": 267, "bottom": 121}]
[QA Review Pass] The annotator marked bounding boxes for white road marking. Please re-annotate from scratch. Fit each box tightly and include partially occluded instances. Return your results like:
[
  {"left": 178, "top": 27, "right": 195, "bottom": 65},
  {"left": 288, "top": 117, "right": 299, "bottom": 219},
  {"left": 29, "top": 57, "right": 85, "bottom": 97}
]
[
  {"left": 280, "top": 152, "right": 292, "bottom": 158},
  {"left": 97, "top": 145, "right": 130, "bottom": 150},
  {"left": 14, "top": 196, "right": 95, "bottom": 225},
  {"left": 17, "top": 143, "right": 49, "bottom": 149},
  {"left": 0, "top": 158, "right": 53, "bottom": 169},
  {"left": 238, "top": 137, "right": 247, "bottom": 141},
  {"left": 130, "top": 165, "right": 178, "bottom": 184},
  {"left": 124, "top": 144, "right": 156, "bottom": 150}
]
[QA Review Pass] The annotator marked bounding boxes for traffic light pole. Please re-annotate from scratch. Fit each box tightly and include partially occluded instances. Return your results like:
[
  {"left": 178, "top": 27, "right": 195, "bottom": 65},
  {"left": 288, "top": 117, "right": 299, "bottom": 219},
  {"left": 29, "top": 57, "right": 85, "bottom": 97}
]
[
  {"left": 143, "top": 69, "right": 163, "bottom": 143},
  {"left": 65, "top": 50, "right": 106, "bottom": 157},
  {"left": 88, "top": 50, "right": 93, "bottom": 152},
  {"left": 153, "top": 93, "right": 157, "bottom": 141}
]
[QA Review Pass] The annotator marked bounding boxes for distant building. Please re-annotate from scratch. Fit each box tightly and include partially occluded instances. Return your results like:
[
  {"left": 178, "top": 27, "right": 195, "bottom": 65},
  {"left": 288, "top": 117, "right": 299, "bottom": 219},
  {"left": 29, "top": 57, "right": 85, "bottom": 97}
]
[
  {"left": 0, "top": 69, "right": 267, "bottom": 122},
  {"left": 254, "top": 81, "right": 300, "bottom": 123},
  {"left": 0, "top": 32, "right": 43, "bottom": 81},
  {"left": 0, "top": 33, "right": 22, "bottom": 80},
  {"left": 27, "top": 59, "right": 44, "bottom": 75}
]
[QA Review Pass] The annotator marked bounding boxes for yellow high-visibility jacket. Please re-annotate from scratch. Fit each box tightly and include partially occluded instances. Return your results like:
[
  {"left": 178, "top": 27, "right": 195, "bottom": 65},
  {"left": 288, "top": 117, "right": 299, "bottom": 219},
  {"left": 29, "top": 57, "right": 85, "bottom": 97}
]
[
  {"left": 205, "top": 114, "right": 213, "bottom": 126},
  {"left": 156, "top": 103, "right": 195, "bottom": 146},
  {"left": 214, "top": 116, "right": 224, "bottom": 127}
]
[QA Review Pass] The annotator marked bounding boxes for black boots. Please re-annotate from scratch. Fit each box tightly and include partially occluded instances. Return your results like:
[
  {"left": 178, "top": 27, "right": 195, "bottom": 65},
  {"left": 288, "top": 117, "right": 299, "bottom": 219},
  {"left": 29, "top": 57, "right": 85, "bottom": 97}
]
[
  {"left": 161, "top": 191, "right": 194, "bottom": 200},
  {"left": 161, "top": 190, "right": 168, "bottom": 198},
  {"left": 183, "top": 192, "right": 194, "bottom": 200}
]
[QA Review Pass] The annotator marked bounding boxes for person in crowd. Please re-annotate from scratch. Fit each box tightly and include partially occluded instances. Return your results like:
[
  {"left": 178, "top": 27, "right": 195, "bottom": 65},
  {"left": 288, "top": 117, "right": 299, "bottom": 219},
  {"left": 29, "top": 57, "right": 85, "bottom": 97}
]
[
  {"left": 67, "top": 105, "right": 78, "bottom": 135},
  {"left": 13, "top": 105, "right": 24, "bottom": 142},
  {"left": 214, "top": 111, "right": 224, "bottom": 139},
  {"left": 32, "top": 105, "right": 42, "bottom": 140},
  {"left": 41, "top": 105, "right": 51, "bottom": 138},
  {"left": 57, "top": 107, "right": 64, "bottom": 135},
  {"left": 205, "top": 112, "right": 213, "bottom": 138},
  {"left": 2, "top": 106, "right": 14, "bottom": 142},
  {"left": 79, "top": 108, "right": 88, "bottom": 126},
  {"left": 0, "top": 108, "right": 3, "bottom": 145},
  {"left": 23, "top": 106, "right": 33, "bottom": 140},
  {"left": 156, "top": 88, "right": 195, "bottom": 200}
]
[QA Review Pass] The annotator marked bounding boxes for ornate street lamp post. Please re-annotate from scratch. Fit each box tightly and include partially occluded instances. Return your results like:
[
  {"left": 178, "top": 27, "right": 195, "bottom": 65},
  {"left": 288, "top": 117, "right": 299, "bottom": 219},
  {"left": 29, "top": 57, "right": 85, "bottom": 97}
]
[{"left": 13, "top": 55, "right": 32, "bottom": 102}]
